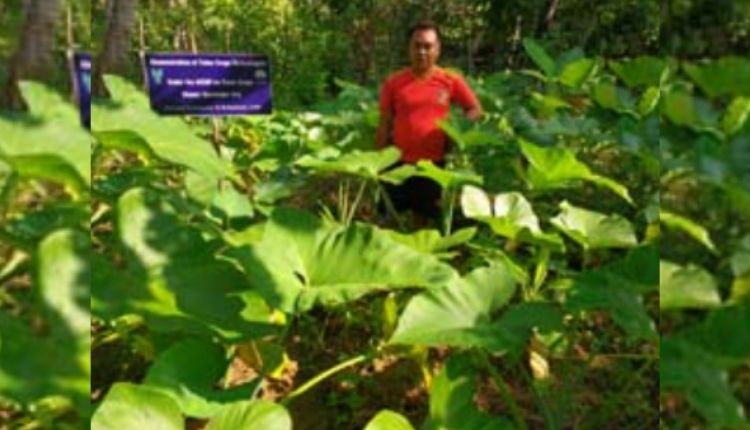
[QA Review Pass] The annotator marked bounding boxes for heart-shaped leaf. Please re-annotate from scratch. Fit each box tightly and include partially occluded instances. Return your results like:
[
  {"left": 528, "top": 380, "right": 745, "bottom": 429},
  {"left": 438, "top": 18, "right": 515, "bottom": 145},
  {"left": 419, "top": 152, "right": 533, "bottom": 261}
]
[
  {"left": 226, "top": 208, "right": 460, "bottom": 313},
  {"left": 205, "top": 400, "right": 292, "bottom": 430},
  {"left": 550, "top": 201, "right": 638, "bottom": 250},
  {"left": 364, "top": 410, "right": 415, "bottom": 430},
  {"left": 143, "top": 339, "right": 261, "bottom": 418},
  {"left": 91, "top": 383, "right": 183, "bottom": 430},
  {"left": 295, "top": 147, "right": 400, "bottom": 180},
  {"left": 381, "top": 161, "right": 482, "bottom": 190},
  {"left": 682, "top": 57, "right": 750, "bottom": 98},
  {"left": 0, "top": 83, "right": 92, "bottom": 195},
  {"left": 559, "top": 58, "right": 598, "bottom": 88},
  {"left": 660, "top": 261, "right": 721, "bottom": 310},
  {"left": 519, "top": 139, "right": 632, "bottom": 204},
  {"left": 661, "top": 88, "right": 721, "bottom": 131},
  {"left": 461, "top": 186, "right": 564, "bottom": 250},
  {"left": 608, "top": 57, "right": 670, "bottom": 88},
  {"left": 392, "top": 263, "right": 562, "bottom": 355},
  {"left": 93, "top": 76, "right": 232, "bottom": 182},
  {"left": 92, "top": 188, "right": 279, "bottom": 341},
  {"left": 385, "top": 227, "right": 476, "bottom": 257}
]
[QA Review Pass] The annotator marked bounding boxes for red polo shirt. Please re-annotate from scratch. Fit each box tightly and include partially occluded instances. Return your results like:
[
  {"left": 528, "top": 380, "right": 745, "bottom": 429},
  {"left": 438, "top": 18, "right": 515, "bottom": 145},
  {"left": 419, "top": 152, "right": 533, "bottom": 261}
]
[{"left": 379, "top": 67, "right": 479, "bottom": 163}]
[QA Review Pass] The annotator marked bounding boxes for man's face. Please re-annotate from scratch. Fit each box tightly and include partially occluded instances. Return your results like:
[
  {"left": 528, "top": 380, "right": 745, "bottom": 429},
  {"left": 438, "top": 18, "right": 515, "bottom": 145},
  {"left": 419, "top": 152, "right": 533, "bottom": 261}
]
[{"left": 409, "top": 29, "right": 440, "bottom": 72}]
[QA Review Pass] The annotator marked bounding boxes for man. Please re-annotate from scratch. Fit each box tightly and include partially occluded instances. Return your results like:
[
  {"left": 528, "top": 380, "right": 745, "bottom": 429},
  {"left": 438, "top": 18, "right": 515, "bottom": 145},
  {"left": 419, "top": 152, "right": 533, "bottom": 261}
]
[{"left": 377, "top": 20, "right": 482, "bottom": 222}]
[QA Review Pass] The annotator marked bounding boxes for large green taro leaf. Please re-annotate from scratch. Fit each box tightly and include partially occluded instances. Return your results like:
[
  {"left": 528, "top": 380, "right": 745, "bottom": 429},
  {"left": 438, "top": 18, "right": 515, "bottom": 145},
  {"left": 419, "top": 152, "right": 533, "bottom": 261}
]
[
  {"left": 461, "top": 186, "right": 540, "bottom": 234},
  {"left": 679, "top": 302, "right": 750, "bottom": 369},
  {"left": 364, "top": 410, "right": 415, "bottom": 430},
  {"left": 550, "top": 201, "right": 638, "bottom": 250},
  {"left": 460, "top": 185, "right": 564, "bottom": 250},
  {"left": 380, "top": 161, "right": 483, "bottom": 189},
  {"left": 519, "top": 139, "right": 633, "bottom": 204},
  {"left": 558, "top": 58, "right": 598, "bottom": 89},
  {"left": 295, "top": 147, "right": 400, "bottom": 179},
  {"left": 92, "top": 76, "right": 232, "bottom": 182},
  {"left": 661, "top": 336, "right": 748, "bottom": 428},
  {"left": 683, "top": 57, "right": 750, "bottom": 98},
  {"left": 723, "top": 97, "right": 750, "bottom": 136},
  {"left": 522, "top": 38, "right": 557, "bottom": 77},
  {"left": 608, "top": 57, "right": 670, "bottom": 88},
  {"left": 566, "top": 246, "right": 658, "bottom": 340},
  {"left": 143, "top": 339, "right": 261, "bottom": 418},
  {"left": 185, "top": 170, "right": 255, "bottom": 222},
  {"left": 659, "top": 211, "right": 716, "bottom": 253},
  {"left": 661, "top": 88, "right": 721, "bottom": 131},
  {"left": 392, "top": 264, "right": 562, "bottom": 355},
  {"left": 37, "top": 229, "right": 91, "bottom": 337},
  {"left": 660, "top": 261, "right": 721, "bottom": 310},
  {"left": 2, "top": 203, "right": 88, "bottom": 250},
  {"left": 423, "top": 356, "right": 515, "bottom": 430},
  {"left": 92, "top": 188, "right": 278, "bottom": 341},
  {"left": 385, "top": 227, "right": 476, "bottom": 258},
  {"left": 0, "top": 82, "right": 92, "bottom": 194},
  {"left": 18, "top": 81, "right": 84, "bottom": 125},
  {"left": 0, "top": 229, "right": 90, "bottom": 414},
  {"left": 93, "top": 130, "right": 158, "bottom": 162},
  {"left": 226, "top": 208, "right": 460, "bottom": 314},
  {"left": 591, "top": 79, "right": 637, "bottom": 114},
  {"left": 91, "top": 383, "right": 183, "bottom": 430},
  {"left": 205, "top": 400, "right": 292, "bottom": 430},
  {"left": 437, "top": 114, "right": 501, "bottom": 151}
]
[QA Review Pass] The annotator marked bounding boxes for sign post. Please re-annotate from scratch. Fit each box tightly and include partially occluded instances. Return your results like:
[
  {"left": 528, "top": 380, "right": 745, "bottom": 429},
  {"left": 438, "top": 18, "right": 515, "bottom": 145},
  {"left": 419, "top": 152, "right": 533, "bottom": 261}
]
[
  {"left": 144, "top": 53, "right": 272, "bottom": 116},
  {"left": 71, "top": 53, "right": 91, "bottom": 129}
]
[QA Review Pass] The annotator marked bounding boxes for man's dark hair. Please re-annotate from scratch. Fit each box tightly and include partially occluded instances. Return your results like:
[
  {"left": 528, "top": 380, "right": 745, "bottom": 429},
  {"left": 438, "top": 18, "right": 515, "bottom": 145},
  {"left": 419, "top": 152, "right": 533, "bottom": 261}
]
[{"left": 407, "top": 20, "right": 441, "bottom": 41}]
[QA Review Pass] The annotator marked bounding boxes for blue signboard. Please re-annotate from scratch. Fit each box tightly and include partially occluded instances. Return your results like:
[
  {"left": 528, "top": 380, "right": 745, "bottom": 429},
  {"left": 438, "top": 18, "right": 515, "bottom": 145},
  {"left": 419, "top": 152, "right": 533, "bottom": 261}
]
[
  {"left": 72, "top": 52, "right": 91, "bottom": 128},
  {"left": 144, "top": 53, "right": 272, "bottom": 115}
]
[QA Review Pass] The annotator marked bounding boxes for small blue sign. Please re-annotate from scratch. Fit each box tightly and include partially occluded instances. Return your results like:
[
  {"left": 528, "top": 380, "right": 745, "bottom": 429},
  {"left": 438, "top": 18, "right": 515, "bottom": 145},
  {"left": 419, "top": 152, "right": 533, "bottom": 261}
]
[
  {"left": 72, "top": 52, "right": 91, "bottom": 128},
  {"left": 144, "top": 53, "right": 272, "bottom": 116}
]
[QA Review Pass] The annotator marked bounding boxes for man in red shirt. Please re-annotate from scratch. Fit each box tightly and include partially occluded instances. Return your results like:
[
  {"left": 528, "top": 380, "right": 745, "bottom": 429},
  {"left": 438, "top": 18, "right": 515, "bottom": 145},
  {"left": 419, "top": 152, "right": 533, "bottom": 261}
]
[{"left": 377, "top": 20, "right": 482, "bottom": 222}]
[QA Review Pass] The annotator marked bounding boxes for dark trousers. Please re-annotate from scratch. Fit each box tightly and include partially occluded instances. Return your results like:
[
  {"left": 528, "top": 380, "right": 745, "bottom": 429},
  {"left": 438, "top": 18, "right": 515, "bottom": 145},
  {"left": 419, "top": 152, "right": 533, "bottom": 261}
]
[{"left": 382, "top": 160, "right": 443, "bottom": 221}]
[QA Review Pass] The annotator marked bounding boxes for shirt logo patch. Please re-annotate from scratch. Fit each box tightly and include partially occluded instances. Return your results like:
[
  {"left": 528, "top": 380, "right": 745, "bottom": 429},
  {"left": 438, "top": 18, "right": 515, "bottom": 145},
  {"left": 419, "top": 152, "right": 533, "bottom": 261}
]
[{"left": 437, "top": 89, "right": 450, "bottom": 106}]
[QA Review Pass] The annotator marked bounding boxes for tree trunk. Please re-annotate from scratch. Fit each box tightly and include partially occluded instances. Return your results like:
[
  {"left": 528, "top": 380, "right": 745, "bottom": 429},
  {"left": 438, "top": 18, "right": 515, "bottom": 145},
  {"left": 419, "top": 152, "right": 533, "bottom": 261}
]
[
  {"left": 537, "top": 0, "right": 561, "bottom": 35},
  {"left": 93, "top": 0, "right": 138, "bottom": 97},
  {"left": 1, "top": 0, "right": 64, "bottom": 111},
  {"left": 509, "top": 14, "right": 524, "bottom": 68}
]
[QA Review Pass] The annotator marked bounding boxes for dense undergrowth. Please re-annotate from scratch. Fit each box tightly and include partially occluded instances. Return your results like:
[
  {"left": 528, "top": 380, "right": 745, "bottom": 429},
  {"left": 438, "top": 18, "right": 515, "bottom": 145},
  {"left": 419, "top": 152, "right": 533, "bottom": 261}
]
[{"left": 0, "top": 41, "right": 748, "bottom": 429}]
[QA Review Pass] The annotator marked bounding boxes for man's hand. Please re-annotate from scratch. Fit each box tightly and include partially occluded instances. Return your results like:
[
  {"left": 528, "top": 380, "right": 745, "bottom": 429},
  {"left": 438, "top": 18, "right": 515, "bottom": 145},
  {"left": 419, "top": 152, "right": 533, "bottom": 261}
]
[{"left": 465, "top": 105, "right": 483, "bottom": 122}]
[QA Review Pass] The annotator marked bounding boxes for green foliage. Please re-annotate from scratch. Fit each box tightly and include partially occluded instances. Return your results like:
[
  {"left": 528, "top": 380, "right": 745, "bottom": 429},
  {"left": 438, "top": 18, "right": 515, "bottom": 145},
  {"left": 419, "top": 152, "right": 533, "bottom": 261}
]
[
  {"left": 86, "top": 47, "right": 750, "bottom": 428},
  {"left": 392, "top": 263, "right": 562, "bottom": 355},
  {"left": 6, "top": 7, "right": 748, "bottom": 424},
  {"left": 226, "top": 207, "right": 460, "bottom": 313},
  {"left": 204, "top": 400, "right": 293, "bottom": 430},
  {"left": 550, "top": 201, "right": 638, "bottom": 250},
  {"left": 91, "top": 383, "right": 184, "bottom": 430},
  {"left": 364, "top": 410, "right": 415, "bottom": 430},
  {"left": 0, "top": 82, "right": 92, "bottom": 196},
  {"left": 423, "top": 356, "right": 516, "bottom": 430},
  {"left": 0, "top": 82, "right": 91, "bottom": 427},
  {"left": 566, "top": 246, "right": 659, "bottom": 340},
  {"left": 142, "top": 339, "right": 261, "bottom": 418}
]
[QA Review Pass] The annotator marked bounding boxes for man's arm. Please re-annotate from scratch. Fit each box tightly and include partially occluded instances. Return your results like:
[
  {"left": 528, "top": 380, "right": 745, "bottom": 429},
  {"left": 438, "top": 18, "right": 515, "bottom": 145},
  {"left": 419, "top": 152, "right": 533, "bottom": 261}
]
[
  {"left": 452, "top": 74, "right": 483, "bottom": 121},
  {"left": 376, "top": 111, "right": 392, "bottom": 149}
]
